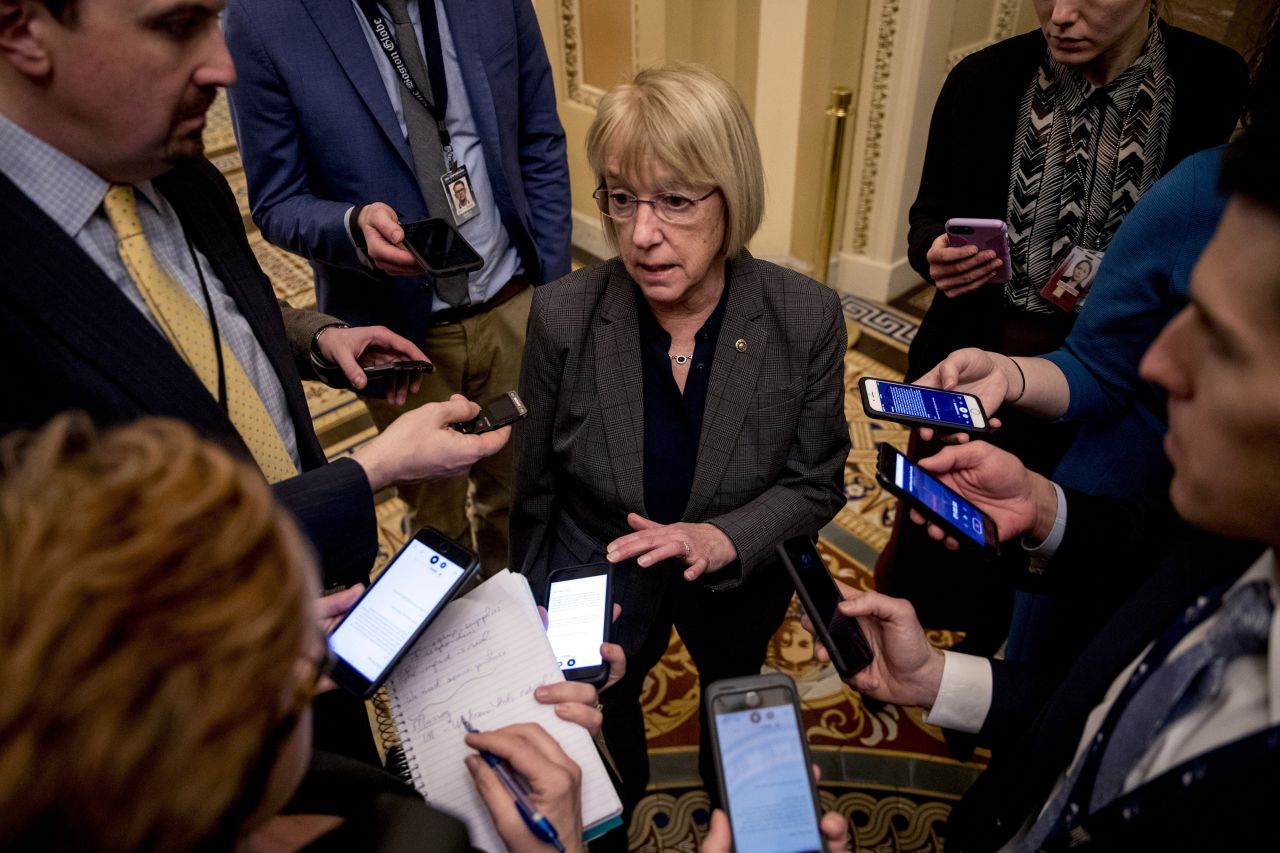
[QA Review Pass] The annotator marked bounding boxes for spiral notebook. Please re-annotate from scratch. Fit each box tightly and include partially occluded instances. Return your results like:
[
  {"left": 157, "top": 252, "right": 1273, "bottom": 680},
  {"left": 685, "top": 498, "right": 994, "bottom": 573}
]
[{"left": 375, "top": 570, "right": 623, "bottom": 852}]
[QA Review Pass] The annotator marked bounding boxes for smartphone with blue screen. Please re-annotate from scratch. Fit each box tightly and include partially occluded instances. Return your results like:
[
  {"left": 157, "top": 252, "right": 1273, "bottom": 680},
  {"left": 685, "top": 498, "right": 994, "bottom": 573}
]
[
  {"left": 327, "top": 527, "right": 478, "bottom": 698},
  {"left": 875, "top": 443, "right": 1001, "bottom": 558},
  {"left": 707, "top": 673, "right": 824, "bottom": 853},
  {"left": 859, "top": 376, "right": 990, "bottom": 433}
]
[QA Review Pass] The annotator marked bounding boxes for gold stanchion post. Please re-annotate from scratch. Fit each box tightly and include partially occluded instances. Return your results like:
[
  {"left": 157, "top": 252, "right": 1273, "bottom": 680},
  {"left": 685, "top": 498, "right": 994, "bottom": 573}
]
[{"left": 815, "top": 86, "right": 853, "bottom": 286}]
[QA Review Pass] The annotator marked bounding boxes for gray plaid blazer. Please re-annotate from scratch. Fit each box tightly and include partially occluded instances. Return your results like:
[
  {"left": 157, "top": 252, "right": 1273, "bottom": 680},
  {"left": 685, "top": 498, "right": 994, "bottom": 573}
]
[{"left": 511, "top": 252, "right": 849, "bottom": 652}]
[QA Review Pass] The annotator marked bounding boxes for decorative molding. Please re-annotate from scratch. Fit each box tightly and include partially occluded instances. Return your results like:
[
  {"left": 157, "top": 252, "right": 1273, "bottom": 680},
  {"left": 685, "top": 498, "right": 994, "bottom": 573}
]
[
  {"left": 946, "top": 0, "right": 1022, "bottom": 70},
  {"left": 559, "top": 0, "right": 638, "bottom": 108},
  {"left": 559, "top": 0, "right": 597, "bottom": 107},
  {"left": 831, "top": 250, "right": 921, "bottom": 304},
  {"left": 850, "top": 0, "right": 899, "bottom": 256}
]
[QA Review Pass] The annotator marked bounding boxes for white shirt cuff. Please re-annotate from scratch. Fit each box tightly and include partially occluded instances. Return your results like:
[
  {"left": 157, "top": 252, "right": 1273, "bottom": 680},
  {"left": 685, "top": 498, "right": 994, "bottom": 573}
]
[
  {"left": 922, "top": 650, "right": 993, "bottom": 734},
  {"left": 344, "top": 205, "right": 375, "bottom": 269},
  {"left": 1022, "top": 481, "right": 1067, "bottom": 569}
]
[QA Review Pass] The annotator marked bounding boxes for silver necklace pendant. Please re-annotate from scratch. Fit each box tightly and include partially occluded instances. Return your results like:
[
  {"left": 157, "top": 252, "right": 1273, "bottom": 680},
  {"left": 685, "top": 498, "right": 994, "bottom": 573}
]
[{"left": 670, "top": 353, "right": 692, "bottom": 366}]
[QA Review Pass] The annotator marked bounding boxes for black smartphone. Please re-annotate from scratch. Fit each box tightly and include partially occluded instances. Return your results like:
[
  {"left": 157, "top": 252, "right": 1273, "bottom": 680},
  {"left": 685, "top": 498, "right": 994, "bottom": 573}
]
[
  {"left": 875, "top": 443, "right": 1001, "bottom": 558},
  {"left": 401, "top": 217, "right": 485, "bottom": 277},
  {"left": 544, "top": 562, "right": 612, "bottom": 686},
  {"left": 360, "top": 359, "right": 434, "bottom": 395},
  {"left": 776, "top": 535, "right": 873, "bottom": 679},
  {"left": 859, "top": 376, "right": 991, "bottom": 433},
  {"left": 706, "top": 674, "right": 825, "bottom": 853},
  {"left": 451, "top": 390, "right": 527, "bottom": 434},
  {"left": 327, "top": 527, "right": 479, "bottom": 698}
]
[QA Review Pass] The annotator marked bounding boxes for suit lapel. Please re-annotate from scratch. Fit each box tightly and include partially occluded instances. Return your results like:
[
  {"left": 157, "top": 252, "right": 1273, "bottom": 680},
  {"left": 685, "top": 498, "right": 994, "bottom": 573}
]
[
  {"left": 0, "top": 173, "right": 239, "bottom": 439},
  {"left": 300, "top": 0, "right": 414, "bottom": 171},
  {"left": 683, "top": 256, "right": 766, "bottom": 521},
  {"left": 594, "top": 265, "right": 648, "bottom": 515}
]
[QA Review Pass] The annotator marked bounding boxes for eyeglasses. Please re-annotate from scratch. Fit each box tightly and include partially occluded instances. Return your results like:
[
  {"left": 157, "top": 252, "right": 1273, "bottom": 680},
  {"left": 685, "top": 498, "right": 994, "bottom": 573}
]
[
  {"left": 592, "top": 186, "right": 718, "bottom": 225},
  {"left": 289, "top": 640, "right": 337, "bottom": 709}
]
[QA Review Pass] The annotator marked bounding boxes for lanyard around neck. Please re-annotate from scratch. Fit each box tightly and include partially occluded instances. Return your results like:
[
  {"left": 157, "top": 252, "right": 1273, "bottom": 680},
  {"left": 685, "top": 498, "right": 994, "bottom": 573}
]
[{"left": 354, "top": 0, "right": 457, "bottom": 167}]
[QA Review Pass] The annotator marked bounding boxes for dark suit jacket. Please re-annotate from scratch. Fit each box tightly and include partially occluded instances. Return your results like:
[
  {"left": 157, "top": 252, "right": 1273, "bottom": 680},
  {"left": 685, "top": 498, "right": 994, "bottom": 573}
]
[
  {"left": 0, "top": 158, "right": 376, "bottom": 586},
  {"left": 287, "top": 751, "right": 474, "bottom": 853},
  {"left": 511, "top": 253, "right": 850, "bottom": 652},
  {"left": 224, "top": 0, "right": 570, "bottom": 345},
  {"left": 947, "top": 489, "right": 1271, "bottom": 851}
]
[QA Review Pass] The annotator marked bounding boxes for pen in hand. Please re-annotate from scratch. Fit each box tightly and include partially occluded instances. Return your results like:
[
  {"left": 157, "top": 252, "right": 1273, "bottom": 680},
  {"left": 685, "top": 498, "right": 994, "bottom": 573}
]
[{"left": 462, "top": 717, "right": 566, "bottom": 852}]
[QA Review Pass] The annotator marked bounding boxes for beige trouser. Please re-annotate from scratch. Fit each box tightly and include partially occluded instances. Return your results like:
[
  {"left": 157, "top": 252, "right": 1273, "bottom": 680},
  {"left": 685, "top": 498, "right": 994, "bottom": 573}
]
[{"left": 365, "top": 285, "right": 531, "bottom": 577}]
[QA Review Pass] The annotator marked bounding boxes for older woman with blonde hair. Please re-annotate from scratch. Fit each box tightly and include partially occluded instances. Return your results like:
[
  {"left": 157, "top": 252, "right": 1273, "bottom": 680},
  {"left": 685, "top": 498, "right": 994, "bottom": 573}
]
[{"left": 512, "top": 63, "right": 850, "bottom": 808}]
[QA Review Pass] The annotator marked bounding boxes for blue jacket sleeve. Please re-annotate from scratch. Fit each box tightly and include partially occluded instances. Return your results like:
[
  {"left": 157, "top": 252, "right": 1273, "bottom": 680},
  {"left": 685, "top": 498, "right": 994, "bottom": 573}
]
[
  {"left": 1045, "top": 148, "right": 1226, "bottom": 421},
  {"left": 224, "top": 0, "right": 366, "bottom": 272},
  {"left": 511, "top": 0, "right": 571, "bottom": 282}
]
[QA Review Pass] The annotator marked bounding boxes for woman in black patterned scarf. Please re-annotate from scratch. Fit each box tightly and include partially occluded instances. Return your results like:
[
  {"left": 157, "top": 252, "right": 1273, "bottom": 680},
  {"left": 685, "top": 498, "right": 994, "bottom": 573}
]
[
  {"left": 905, "top": 0, "right": 1246, "bottom": 383},
  {"left": 878, "top": 1, "right": 1248, "bottom": 655}
]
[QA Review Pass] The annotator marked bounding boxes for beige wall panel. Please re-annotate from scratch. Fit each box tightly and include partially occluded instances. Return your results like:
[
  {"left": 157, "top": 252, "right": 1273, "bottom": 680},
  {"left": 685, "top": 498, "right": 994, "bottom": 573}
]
[
  {"left": 951, "top": 0, "right": 998, "bottom": 46},
  {"left": 752, "top": 0, "right": 811, "bottom": 258},
  {"left": 581, "top": 0, "right": 635, "bottom": 91},
  {"left": 788, "top": 0, "right": 869, "bottom": 271},
  {"left": 689, "top": 0, "right": 760, "bottom": 110},
  {"left": 1017, "top": 2, "right": 1039, "bottom": 32}
]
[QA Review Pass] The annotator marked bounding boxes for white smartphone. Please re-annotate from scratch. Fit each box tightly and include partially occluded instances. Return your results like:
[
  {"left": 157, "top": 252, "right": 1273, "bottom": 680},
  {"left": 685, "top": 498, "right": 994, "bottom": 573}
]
[
  {"left": 327, "top": 527, "right": 478, "bottom": 698},
  {"left": 706, "top": 674, "right": 825, "bottom": 853},
  {"left": 545, "top": 563, "right": 612, "bottom": 686},
  {"left": 859, "top": 377, "right": 990, "bottom": 433}
]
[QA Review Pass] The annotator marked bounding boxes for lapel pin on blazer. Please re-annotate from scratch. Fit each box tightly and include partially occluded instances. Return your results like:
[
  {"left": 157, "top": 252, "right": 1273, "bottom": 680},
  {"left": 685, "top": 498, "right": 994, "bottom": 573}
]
[{"left": 735, "top": 338, "right": 747, "bottom": 352}]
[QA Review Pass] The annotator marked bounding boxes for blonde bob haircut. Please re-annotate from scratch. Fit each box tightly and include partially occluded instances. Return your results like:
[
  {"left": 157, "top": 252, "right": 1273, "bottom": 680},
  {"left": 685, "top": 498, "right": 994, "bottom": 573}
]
[
  {"left": 0, "top": 414, "right": 317, "bottom": 853},
  {"left": 586, "top": 63, "right": 765, "bottom": 259}
]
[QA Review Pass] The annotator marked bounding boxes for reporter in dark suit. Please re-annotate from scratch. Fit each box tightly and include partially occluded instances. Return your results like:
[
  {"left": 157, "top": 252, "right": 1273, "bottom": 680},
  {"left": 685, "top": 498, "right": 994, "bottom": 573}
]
[
  {"left": 0, "top": 0, "right": 510, "bottom": 592},
  {"left": 823, "top": 107, "right": 1280, "bottom": 847},
  {"left": 511, "top": 64, "right": 850, "bottom": 808}
]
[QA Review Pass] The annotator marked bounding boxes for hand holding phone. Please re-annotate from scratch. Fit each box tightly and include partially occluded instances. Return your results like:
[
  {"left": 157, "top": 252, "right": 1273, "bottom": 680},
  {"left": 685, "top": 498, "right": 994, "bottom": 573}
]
[
  {"left": 875, "top": 443, "right": 1000, "bottom": 558},
  {"left": 401, "top": 217, "right": 485, "bottom": 277},
  {"left": 327, "top": 527, "right": 479, "bottom": 697},
  {"left": 911, "top": 441, "right": 1056, "bottom": 546},
  {"left": 944, "top": 218, "right": 1011, "bottom": 286},
  {"left": 451, "top": 391, "right": 527, "bottom": 434},
  {"left": 706, "top": 674, "right": 825, "bottom": 853},
  {"left": 776, "top": 536, "right": 873, "bottom": 678},
  {"left": 860, "top": 376, "right": 990, "bottom": 434},
  {"left": 361, "top": 359, "right": 434, "bottom": 399},
  {"left": 544, "top": 563, "right": 612, "bottom": 686}
]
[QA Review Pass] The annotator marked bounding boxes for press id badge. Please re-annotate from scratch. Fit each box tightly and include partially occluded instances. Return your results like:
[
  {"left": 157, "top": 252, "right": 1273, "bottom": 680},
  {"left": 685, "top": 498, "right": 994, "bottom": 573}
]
[
  {"left": 1041, "top": 245, "right": 1104, "bottom": 313},
  {"left": 441, "top": 165, "right": 480, "bottom": 226}
]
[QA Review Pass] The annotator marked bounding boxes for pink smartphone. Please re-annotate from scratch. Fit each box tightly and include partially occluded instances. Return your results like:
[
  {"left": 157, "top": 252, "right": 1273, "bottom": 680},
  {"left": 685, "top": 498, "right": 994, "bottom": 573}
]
[{"left": 945, "top": 218, "right": 1012, "bottom": 284}]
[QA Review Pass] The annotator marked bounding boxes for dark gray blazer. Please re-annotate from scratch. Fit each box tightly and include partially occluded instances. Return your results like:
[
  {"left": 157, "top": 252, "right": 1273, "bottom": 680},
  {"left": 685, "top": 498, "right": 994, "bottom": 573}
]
[{"left": 511, "top": 252, "right": 850, "bottom": 650}]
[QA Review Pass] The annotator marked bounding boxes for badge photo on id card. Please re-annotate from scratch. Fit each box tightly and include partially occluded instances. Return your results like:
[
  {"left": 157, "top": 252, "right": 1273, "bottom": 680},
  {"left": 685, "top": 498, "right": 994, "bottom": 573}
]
[
  {"left": 442, "top": 166, "right": 479, "bottom": 226},
  {"left": 1041, "top": 245, "right": 1104, "bottom": 312}
]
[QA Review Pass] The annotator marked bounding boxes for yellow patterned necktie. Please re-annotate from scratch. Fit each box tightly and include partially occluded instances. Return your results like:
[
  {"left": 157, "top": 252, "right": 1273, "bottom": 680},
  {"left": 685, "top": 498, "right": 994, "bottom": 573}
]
[{"left": 102, "top": 184, "right": 298, "bottom": 483}]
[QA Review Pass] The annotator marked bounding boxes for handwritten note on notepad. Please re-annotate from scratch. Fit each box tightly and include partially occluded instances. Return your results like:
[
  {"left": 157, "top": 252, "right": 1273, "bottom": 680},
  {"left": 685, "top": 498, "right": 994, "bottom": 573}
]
[{"left": 384, "top": 571, "right": 621, "bottom": 853}]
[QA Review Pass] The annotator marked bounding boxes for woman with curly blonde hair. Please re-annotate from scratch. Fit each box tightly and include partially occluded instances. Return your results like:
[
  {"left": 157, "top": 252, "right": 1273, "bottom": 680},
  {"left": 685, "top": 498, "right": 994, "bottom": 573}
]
[{"left": 0, "top": 414, "right": 322, "bottom": 852}]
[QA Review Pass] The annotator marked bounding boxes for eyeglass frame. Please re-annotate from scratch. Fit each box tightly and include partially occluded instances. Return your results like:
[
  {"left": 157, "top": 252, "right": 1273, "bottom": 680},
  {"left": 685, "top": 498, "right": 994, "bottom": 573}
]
[{"left": 592, "top": 184, "right": 720, "bottom": 224}]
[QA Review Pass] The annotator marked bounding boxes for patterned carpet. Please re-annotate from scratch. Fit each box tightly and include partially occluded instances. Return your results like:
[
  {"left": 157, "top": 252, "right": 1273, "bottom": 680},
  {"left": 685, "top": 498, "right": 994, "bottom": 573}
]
[{"left": 203, "top": 94, "right": 984, "bottom": 851}]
